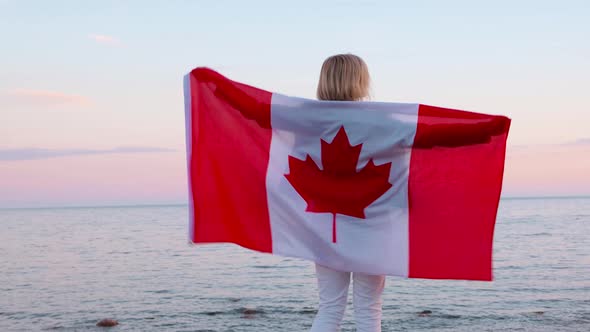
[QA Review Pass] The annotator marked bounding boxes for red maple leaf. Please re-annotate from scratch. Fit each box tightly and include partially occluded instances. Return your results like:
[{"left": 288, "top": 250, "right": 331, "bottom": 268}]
[{"left": 284, "top": 126, "right": 393, "bottom": 243}]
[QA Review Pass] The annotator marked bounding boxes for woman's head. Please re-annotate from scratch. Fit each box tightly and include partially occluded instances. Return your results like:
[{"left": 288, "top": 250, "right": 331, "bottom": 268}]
[{"left": 317, "top": 54, "right": 370, "bottom": 101}]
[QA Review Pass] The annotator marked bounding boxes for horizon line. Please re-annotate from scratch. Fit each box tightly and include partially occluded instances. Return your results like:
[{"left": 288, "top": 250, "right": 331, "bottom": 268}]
[{"left": 1, "top": 195, "right": 589, "bottom": 211}]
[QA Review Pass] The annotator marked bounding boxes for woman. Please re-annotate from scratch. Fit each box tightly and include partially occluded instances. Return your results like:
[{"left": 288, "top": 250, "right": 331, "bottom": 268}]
[
  {"left": 310, "top": 54, "right": 385, "bottom": 332},
  {"left": 194, "top": 55, "right": 385, "bottom": 331}
]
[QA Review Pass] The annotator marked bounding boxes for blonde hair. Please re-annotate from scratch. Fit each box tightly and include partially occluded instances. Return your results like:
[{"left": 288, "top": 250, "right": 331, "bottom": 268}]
[{"left": 317, "top": 54, "right": 370, "bottom": 101}]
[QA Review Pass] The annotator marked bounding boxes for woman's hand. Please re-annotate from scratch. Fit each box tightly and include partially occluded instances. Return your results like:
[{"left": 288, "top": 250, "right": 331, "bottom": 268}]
[
  {"left": 193, "top": 67, "right": 223, "bottom": 83},
  {"left": 191, "top": 67, "right": 271, "bottom": 128}
]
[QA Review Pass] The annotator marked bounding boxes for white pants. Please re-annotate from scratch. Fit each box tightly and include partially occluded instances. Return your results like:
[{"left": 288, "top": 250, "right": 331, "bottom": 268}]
[{"left": 310, "top": 263, "right": 385, "bottom": 332}]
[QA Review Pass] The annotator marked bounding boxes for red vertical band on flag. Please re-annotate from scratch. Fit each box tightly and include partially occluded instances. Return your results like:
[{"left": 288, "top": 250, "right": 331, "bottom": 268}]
[
  {"left": 408, "top": 104, "right": 510, "bottom": 280},
  {"left": 186, "top": 69, "right": 273, "bottom": 253}
]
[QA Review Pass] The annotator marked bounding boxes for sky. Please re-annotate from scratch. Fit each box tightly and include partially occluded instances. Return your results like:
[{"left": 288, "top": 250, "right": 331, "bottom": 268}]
[{"left": 1, "top": 0, "right": 589, "bottom": 208}]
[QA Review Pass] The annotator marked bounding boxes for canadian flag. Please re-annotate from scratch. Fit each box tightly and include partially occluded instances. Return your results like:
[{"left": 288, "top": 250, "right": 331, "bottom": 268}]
[{"left": 184, "top": 68, "right": 510, "bottom": 281}]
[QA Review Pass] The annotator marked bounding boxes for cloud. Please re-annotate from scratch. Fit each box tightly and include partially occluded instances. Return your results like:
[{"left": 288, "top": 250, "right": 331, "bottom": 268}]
[
  {"left": 88, "top": 34, "right": 122, "bottom": 46},
  {"left": 507, "top": 138, "right": 590, "bottom": 158},
  {"left": 570, "top": 138, "right": 590, "bottom": 145},
  {"left": 509, "top": 138, "right": 590, "bottom": 149},
  {"left": 3, "top": 89, "right": 92, "bottom": 107},
  {"left": 334, "top": 0, "right": 377, "bottom": 6},
  {"left": 0, "top": 147, "right": 176, "bottom": 161}
]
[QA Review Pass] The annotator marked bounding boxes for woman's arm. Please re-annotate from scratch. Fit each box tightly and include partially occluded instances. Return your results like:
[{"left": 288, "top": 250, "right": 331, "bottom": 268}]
[
  {"left": 413, "top": 116, "right": 510, "bottom": 148},
  {"left": 411, "top": 104, "right": 510, "bottom": 149},
  {"left": 193, "top": 68, "right": 271, "bottom": 128}
]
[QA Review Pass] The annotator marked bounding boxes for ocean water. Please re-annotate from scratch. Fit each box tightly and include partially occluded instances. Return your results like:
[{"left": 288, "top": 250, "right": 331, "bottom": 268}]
[{"left": 1, "top": 197, "right": 588, "bottom": 332}]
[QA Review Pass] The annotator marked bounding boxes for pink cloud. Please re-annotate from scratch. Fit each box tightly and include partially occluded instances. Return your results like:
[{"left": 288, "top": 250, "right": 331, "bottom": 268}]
[
  {"left": 0, "top": 147, "right": 175, "bottom": 161},
  {"left": 0, "top": 152, "right": 187, "bottom": 208},
  {"left": 571, "top": 138, "right": 590, "bottom": 145},
  {"left": 4, "top": 89, "right": 92, "bottom": 107},
  {"left": 88, "top": 34, "right": 122, "bottom": 46},
  {"left": 503, "top": 142, "right": 590, "bottom": 197}
]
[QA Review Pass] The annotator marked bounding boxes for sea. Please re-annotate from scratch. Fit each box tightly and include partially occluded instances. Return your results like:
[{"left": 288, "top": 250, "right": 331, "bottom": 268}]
[{"left": 1, "top": 197, "right": 588, "bottom": 332}]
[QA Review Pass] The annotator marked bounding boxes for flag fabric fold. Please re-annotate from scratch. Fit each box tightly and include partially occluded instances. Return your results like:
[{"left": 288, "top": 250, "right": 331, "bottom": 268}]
[{"left": 184, "top": 67, "right": 510, "bottom": 281}]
